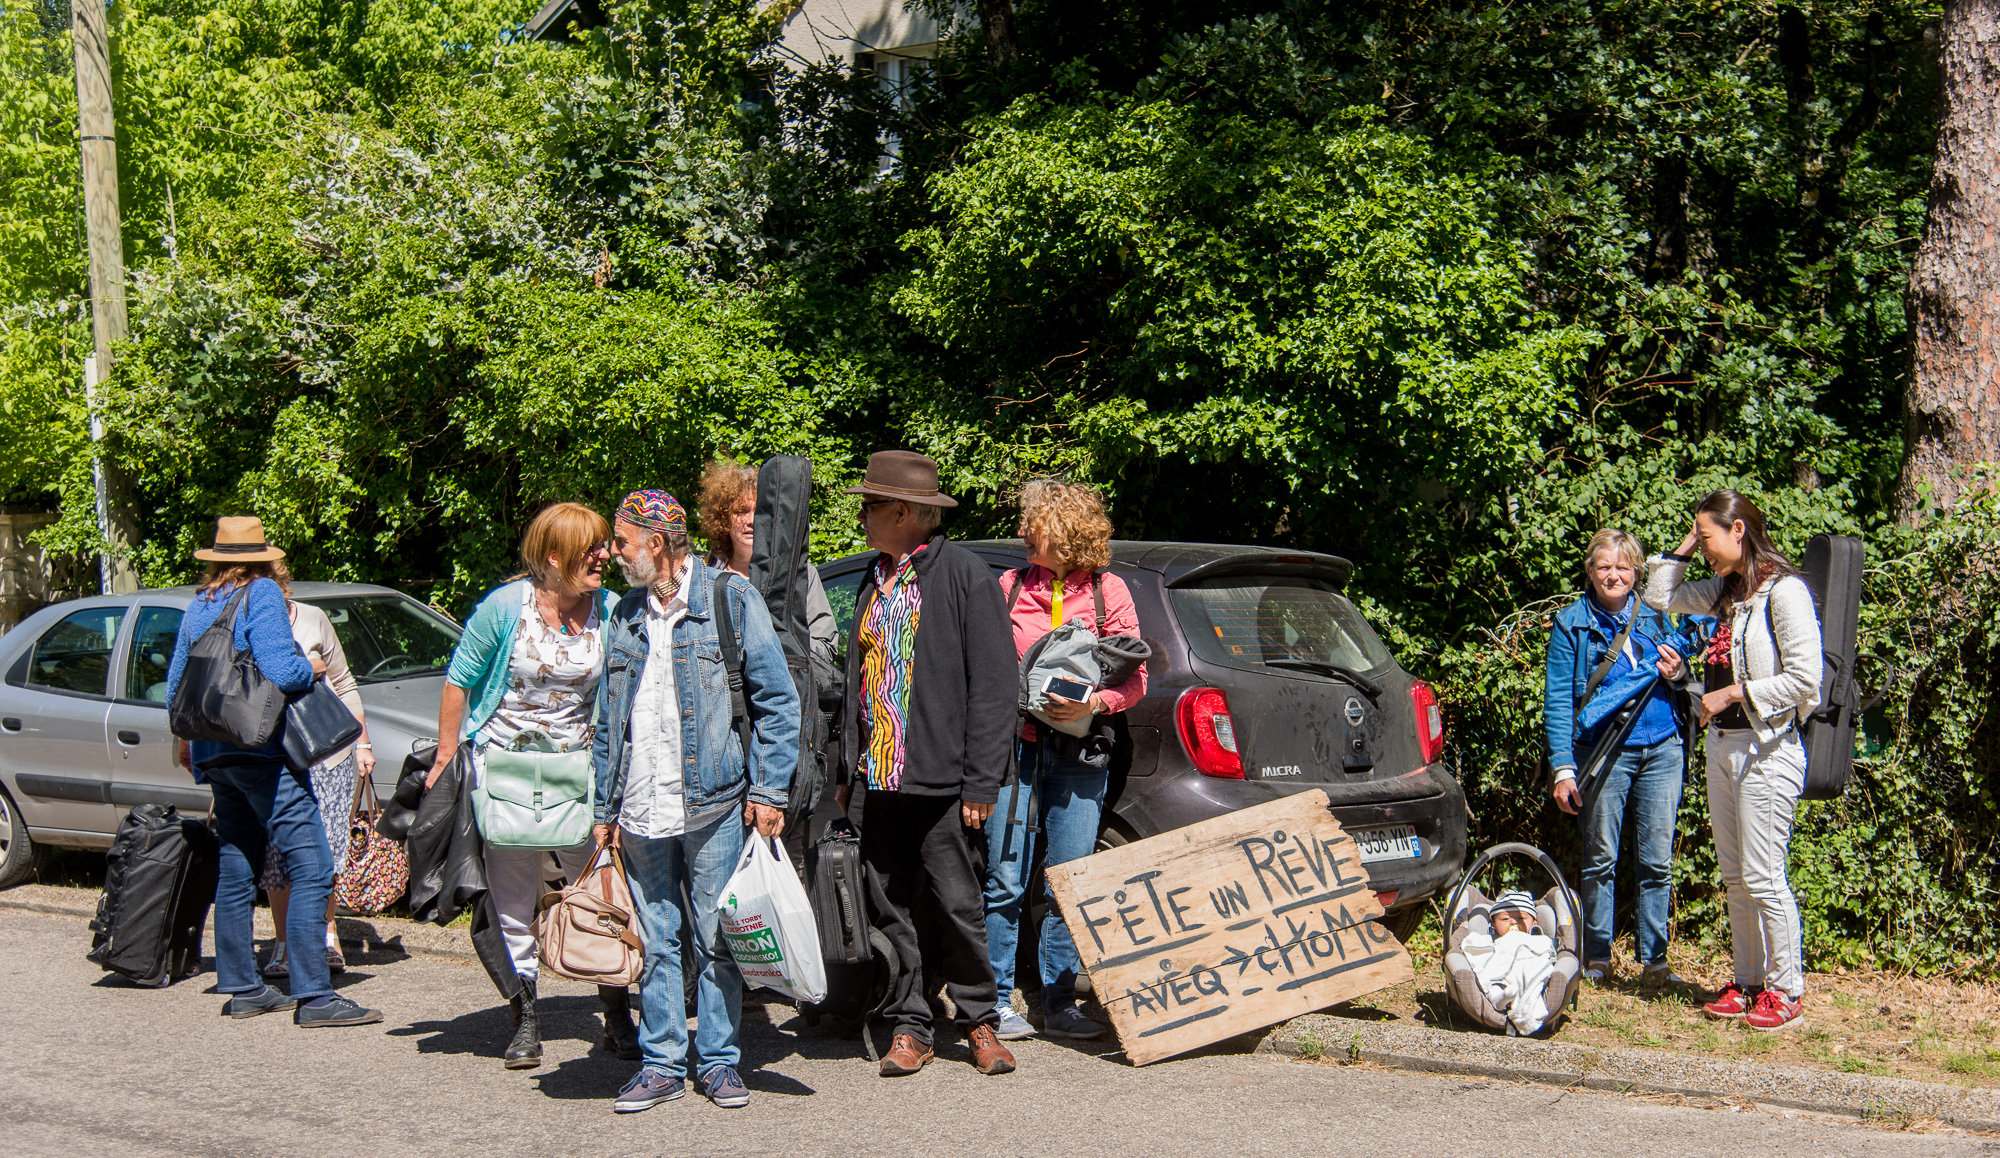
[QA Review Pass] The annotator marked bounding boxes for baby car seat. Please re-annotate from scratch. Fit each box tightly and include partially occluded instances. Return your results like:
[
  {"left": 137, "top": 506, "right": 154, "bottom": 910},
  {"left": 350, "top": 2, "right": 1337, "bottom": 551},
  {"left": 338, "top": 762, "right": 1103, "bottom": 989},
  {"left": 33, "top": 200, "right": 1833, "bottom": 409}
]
[{"left": 1441, "top": 842, "right": 1582, "bottom": 1035}]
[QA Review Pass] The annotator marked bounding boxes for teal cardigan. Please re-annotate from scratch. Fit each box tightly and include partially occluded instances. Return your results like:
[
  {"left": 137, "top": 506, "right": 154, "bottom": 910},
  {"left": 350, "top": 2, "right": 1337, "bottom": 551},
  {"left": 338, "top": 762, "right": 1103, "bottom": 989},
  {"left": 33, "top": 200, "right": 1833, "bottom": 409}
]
[{"left": 444, "top": 579, "right": 620, "bottom": 742}]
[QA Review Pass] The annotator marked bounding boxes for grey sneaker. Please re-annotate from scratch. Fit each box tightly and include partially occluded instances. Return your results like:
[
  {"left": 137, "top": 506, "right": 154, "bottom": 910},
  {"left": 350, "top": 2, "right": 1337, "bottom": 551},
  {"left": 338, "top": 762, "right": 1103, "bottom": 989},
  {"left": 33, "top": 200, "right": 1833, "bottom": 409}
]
[
  {"left": 614, "top": 1068, "right": 686, "bottom": 1113},
  {"left": 294, "top": 995, "right": 384, "bottom": 1027},
  {"left": 702, "top": 1065, "right": 750, "bottom": 1108},
  {"left": 1582, "top": 960, "right": 1612, "bottom": 983},
  {"left": 221, "top": 985, "right": 297, "bottom": 1019},
  {"left": 1643, "top": 962, "right": 1687, "bottom": 985},
  {"left": 995, "top": 1007, "right": 1035, "bottom": 1040},
  {"left": 1043, "top": 1006, "right": 1107, "bottom": 1040}
]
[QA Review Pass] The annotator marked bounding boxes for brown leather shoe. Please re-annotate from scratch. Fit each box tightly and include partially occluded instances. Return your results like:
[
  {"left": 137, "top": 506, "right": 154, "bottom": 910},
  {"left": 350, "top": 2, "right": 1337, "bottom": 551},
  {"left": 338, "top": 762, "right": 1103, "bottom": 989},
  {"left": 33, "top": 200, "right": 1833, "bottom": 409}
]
[
  {"left": 967, "top": 1023, "right": 1017, "bottom": 1075},
  {"left": 879, "top": 1033, "right": 934, "bottom": 1077}
]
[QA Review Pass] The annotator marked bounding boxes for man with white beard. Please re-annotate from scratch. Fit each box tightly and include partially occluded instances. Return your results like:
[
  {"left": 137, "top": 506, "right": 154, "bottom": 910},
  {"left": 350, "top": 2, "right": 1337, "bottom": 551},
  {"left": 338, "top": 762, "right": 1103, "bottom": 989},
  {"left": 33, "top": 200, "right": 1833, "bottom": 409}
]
[{"left": 592, "top": 489, "right": 800, "bottom": 1112}]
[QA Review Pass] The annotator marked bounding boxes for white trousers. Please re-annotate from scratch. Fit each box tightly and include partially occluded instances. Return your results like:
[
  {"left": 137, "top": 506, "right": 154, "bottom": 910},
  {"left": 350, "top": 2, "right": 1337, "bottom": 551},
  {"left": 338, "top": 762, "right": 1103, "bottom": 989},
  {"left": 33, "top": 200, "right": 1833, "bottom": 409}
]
[
  {"left": 1706, "top": 728, "right": 1806, "bottom": 997},
  {"left": 483, "top": 841, "right": 597, "bottom": 981}
]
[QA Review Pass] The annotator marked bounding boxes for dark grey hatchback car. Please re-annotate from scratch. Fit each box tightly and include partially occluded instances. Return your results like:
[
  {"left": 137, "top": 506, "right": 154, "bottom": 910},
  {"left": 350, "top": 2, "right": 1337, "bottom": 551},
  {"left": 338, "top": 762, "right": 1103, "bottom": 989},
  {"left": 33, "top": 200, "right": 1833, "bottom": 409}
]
[{"left": 819, "top": 540, "right": 1469, "bottom": 937}]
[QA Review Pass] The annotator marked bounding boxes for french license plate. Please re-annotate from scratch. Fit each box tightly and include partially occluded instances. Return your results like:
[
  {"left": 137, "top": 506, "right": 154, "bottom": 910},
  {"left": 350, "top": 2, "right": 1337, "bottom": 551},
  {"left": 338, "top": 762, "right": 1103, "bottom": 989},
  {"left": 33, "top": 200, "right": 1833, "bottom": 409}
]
[{"left": 1351, "top": 824, "right": 1422, "bottom": 864}]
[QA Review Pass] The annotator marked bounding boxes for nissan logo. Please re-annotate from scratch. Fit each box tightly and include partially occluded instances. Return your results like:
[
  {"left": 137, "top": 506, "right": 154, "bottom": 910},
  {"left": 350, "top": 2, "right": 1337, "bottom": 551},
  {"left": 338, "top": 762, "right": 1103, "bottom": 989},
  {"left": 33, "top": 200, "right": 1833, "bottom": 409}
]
[{"left": 1344, "top": 696, "right": 1366, "bottom": 726}]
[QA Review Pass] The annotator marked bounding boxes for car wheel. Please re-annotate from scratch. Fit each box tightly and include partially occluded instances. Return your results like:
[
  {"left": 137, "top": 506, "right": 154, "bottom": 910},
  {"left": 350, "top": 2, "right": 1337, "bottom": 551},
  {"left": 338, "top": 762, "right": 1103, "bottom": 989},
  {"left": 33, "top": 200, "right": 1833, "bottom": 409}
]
[
  {"left": 0, "top": 783, "right": 46, "bottom": 890},
  {"left": 1378, "top": 904, "right": 1427, "bottom": 944}
]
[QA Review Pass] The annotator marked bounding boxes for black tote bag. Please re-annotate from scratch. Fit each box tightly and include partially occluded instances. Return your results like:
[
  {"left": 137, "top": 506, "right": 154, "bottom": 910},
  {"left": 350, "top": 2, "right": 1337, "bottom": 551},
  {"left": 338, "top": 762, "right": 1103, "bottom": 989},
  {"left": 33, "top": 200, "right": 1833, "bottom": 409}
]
[
  {"left": 168, "top": 586, "right": 286, "bottom": 747},
  {"left": 281, "top": 678, "right": 363, "bottom": 772}
]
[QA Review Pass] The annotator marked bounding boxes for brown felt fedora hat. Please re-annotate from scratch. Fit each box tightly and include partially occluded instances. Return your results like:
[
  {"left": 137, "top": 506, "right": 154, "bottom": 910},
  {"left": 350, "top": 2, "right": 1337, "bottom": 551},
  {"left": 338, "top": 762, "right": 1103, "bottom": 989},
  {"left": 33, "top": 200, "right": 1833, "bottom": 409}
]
[
  {"left": 193, "top": 516, "right": 286, "bottom": 562},
  {"left": 842, "top": 450, "right": 959, "bottom": 508}
]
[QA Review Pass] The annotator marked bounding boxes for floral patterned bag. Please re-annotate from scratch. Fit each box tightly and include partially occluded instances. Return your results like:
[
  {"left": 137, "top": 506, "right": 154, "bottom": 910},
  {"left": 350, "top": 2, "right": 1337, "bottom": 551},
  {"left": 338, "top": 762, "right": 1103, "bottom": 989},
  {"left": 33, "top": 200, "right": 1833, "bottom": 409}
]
[{"left": 337, "top": 774, "right": 410, "bottom": 915}]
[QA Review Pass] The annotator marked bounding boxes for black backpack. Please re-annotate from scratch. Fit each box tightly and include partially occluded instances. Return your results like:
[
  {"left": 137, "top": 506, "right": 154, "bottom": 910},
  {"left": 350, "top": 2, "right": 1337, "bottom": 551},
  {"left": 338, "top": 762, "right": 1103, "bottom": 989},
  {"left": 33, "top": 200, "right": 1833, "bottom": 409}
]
[
  {"left": 168, "top": 585, "right": 285, "bottom": 747},
  {"left": 88, "top": 803, "right": 219, "bottom": 986},
  {"left": 714, "top": 454, "right": 834, "bottom": 838}
]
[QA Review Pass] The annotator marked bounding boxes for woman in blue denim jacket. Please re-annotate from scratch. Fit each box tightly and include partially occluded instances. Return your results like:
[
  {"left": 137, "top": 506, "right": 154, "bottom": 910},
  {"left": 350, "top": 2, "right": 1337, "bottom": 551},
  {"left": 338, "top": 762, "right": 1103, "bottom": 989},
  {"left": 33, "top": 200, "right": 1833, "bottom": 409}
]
[{"left": 1543, "top": 528, "right": 1697, "bottom": 984}]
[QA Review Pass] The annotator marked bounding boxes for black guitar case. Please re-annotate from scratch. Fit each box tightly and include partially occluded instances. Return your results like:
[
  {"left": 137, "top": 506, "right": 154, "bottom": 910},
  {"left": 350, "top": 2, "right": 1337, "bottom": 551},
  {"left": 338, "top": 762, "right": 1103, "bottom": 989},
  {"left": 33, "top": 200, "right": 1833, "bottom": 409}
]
[
  {"left": 737, "top": 454, "right": 829, "bottom": 838},
  {"left": 1795, "top": 534, "right": 1864, "bottom": 800}
]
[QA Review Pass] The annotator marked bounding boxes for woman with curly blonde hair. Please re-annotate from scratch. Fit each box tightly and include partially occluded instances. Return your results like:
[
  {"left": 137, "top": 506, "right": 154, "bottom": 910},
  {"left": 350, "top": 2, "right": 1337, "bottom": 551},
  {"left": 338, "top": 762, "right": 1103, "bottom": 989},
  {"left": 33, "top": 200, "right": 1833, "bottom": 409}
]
[{"left": 985, "top": 478, "right": 1147, "bottom": 1041}]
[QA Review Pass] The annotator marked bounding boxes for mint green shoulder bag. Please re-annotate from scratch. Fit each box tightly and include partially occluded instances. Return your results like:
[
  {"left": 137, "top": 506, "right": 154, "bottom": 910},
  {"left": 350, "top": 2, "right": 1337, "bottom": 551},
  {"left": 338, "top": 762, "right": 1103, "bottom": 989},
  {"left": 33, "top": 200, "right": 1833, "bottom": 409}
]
[{"left": 475, "top": 729, "right": 594, "bottom": 851}]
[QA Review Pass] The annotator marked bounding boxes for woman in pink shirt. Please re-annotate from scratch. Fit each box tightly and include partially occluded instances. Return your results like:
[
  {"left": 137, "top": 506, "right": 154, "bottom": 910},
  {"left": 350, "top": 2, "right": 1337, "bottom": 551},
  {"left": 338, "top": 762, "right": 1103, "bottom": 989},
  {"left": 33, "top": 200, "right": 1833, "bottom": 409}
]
[{"left": 985, "top": 479, "right": 1148, "bottom": 1042}]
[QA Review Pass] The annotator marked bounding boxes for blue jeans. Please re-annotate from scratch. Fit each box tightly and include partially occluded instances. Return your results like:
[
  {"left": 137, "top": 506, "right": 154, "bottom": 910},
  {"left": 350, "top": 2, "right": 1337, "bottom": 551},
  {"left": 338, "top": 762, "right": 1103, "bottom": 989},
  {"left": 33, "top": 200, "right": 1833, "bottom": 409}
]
[
  {"left": 621, "top": 808, "right": 748, "bottom": 1080},
  {"left": 983, "top": 738, "right": 1107, "bottom": 1013},
  {"left": 1577, "top": 733, "right": 1684, "bottom": 965},
  {"left": 205, "top": 759, "right": 335, "bottom": 1001}
]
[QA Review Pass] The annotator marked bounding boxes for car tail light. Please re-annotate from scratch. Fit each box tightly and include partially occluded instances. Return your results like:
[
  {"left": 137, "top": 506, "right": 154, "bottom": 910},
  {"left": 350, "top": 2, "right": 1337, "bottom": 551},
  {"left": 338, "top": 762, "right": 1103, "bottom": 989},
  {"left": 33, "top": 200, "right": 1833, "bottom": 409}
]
[
  {"left": 1176, "top": 687, "right": 1243, "bottom": 779},
  {"left": 1411, "top": 680, "right": 1444, "bottom": 765}
]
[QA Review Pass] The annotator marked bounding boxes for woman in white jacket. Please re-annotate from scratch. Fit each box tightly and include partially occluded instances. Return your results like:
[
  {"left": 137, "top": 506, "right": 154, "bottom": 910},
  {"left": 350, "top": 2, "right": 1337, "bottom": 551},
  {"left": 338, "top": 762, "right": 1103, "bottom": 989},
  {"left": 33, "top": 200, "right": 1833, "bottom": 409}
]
[{"left": 1645, "top": 490, "right": 1820, "bottom": 1033}]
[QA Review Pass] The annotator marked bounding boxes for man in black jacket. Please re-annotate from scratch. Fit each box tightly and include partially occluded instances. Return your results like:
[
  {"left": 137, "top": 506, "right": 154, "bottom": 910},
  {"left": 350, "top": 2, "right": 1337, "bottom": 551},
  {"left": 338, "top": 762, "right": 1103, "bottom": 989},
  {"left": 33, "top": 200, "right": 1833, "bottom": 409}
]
[{"left": 836, "top": 450, "right": 1018, "bottom": 1078}]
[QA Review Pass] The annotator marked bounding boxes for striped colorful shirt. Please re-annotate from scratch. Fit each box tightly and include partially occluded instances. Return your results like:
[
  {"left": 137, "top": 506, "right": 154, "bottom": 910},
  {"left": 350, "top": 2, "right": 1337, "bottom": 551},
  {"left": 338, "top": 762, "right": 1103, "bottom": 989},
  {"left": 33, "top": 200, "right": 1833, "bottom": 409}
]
[{"left": 857, "top": 545, "right": 927, "bottom": 791}]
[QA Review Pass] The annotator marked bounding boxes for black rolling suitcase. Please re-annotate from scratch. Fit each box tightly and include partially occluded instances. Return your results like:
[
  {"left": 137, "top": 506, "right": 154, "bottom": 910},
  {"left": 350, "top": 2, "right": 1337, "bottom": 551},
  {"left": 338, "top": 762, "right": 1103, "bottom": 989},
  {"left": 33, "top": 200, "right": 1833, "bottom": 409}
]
[
  {"left": 1794, "top": 534, "right": 1866, "bottom": 800},
  {"left": 806, "top": 818, "right": 870, "bottom": 967},
  {"left": 798, "top": 813, "right": 901, "bottom": 1058},
  {"left": 87, "top": 803, "right": 219, "bottom": 986}
]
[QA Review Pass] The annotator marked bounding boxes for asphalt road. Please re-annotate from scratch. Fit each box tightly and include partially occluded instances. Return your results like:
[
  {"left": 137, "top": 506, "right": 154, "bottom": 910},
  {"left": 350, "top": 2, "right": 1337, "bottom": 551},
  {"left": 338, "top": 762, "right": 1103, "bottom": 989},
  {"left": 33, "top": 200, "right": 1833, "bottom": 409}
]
[{"left": 4, "top": 908, "right": 1994, "bottom": 1158}]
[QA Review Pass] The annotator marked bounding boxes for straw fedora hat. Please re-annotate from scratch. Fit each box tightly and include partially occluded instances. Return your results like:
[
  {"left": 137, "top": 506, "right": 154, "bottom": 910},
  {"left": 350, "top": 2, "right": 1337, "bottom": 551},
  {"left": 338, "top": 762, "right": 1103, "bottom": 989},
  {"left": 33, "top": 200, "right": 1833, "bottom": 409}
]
[
  {"left": 842, "top": 450, "right": 958, "bottom": 508},
  {"left": 193, "top": 517, "right": 286, "bottom": 563}
]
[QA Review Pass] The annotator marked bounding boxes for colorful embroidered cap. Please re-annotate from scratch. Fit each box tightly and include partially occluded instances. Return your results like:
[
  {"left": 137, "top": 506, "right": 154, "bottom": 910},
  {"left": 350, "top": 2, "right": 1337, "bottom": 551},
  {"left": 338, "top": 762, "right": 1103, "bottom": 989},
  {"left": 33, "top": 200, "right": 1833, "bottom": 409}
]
[{"left": 617, "top": 489, "right": 686, "bottom": 536}]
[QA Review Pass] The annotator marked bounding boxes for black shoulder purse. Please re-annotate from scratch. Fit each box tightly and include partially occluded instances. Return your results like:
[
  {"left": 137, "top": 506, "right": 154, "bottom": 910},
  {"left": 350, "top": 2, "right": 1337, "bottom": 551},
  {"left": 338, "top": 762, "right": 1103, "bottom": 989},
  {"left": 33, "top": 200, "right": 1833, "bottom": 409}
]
[{"left": 282, "top": 677, "right": 363, "bottom": 772}]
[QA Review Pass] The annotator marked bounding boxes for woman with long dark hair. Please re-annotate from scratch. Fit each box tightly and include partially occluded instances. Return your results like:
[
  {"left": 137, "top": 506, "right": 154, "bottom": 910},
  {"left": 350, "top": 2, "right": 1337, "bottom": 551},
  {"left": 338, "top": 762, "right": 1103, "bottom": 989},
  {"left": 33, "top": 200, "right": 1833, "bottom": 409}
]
[{"left": 1644, "top": 490, "right": 1822, "bottom": 1032}]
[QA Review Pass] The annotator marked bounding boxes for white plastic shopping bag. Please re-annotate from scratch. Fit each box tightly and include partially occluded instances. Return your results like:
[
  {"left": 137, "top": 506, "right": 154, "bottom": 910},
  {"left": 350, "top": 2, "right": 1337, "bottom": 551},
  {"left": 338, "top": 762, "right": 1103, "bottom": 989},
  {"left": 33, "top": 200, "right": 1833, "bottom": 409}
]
[{"left": 718, "top": 835, "right": 827, "bottom": 1003}]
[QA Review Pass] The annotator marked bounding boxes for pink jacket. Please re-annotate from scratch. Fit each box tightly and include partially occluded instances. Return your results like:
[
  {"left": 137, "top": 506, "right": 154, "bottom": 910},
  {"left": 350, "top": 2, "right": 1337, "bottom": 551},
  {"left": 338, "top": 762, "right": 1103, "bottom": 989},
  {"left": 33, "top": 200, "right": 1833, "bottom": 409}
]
[{"left": 999, "top": 565, "right": 1149, "bottom": 717}]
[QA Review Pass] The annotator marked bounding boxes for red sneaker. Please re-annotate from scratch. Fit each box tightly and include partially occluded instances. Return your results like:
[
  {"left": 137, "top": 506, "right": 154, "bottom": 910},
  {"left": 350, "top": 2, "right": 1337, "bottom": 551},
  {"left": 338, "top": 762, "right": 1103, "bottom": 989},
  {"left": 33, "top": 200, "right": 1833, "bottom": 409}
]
[
  {"left": 1745, "top": 989, "right": 1805, "bottom": 1032},
  {"left": 1702, "top": 982, "right": 1754, "bottom": 1019}
]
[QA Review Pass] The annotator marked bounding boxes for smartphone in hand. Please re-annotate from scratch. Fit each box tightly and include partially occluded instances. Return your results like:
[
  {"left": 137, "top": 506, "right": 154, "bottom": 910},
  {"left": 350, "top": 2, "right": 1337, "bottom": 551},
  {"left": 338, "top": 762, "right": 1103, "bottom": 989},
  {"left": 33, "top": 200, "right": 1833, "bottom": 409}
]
[{"left": 1042, "top": 675, "right": 1095, "bottom": 703}]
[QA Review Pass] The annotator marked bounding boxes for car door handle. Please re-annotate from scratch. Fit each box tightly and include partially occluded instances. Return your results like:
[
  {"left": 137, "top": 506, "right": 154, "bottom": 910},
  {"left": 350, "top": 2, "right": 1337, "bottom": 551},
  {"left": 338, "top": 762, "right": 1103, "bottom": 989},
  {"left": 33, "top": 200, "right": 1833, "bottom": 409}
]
[
  {"left": 0, "top": 718, "right": 19, "bottom": 732},
  {"left": 117, "top": 730, "right": 142, "bottom": 746}
]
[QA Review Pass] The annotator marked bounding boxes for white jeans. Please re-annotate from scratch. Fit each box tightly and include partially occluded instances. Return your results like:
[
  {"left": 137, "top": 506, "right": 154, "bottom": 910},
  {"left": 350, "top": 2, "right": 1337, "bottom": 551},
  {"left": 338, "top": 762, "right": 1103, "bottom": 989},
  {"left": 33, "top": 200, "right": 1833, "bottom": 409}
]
[
  {"left": 1706, "top": 728, "right": 1806, "bottom": 997},
  {"left": 484, "top": 841, "right": 597, "bottom": 981}
]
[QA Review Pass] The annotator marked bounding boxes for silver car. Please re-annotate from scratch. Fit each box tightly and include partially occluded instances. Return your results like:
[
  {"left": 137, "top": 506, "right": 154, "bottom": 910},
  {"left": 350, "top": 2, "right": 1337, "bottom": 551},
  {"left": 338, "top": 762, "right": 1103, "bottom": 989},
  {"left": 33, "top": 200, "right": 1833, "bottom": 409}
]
[{"left": 0, "top": 581, "right": 460, "bottom": 887}]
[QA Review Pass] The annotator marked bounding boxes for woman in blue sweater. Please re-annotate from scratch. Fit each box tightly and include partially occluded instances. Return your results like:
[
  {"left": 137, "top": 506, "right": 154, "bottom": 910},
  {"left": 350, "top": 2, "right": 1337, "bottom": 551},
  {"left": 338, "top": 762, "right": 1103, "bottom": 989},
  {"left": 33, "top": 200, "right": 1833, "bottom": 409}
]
[
  {"left": 1543, "top": 528, "right": 1696, "bottom": 985},
  {"left": 165, "top": 517, "right": 382, "bottom": 1028}
]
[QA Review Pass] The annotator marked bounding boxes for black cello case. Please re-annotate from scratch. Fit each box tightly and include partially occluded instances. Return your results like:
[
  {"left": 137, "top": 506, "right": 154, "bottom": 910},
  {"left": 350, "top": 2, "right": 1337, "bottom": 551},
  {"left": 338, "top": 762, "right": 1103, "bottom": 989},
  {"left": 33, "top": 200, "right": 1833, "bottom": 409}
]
[{"left": 1796, "top": 533, "right": 1865, "bottom": 800}]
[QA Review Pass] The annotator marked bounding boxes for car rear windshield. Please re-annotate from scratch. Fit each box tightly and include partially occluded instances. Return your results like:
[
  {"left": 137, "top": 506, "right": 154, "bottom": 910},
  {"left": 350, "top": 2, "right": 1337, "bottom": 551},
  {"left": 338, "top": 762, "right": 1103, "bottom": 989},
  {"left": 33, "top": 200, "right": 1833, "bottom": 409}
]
[
  {"left": 299, "top": 595, "right": 461, "bottom": 684},
  {"left": 1170, "top": 575, "right": 1395, "bottom": 676}
]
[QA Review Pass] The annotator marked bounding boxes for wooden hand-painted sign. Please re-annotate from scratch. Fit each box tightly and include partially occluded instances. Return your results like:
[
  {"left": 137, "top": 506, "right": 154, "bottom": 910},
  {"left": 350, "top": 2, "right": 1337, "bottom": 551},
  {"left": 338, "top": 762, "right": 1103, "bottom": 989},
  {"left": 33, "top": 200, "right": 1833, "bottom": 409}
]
[{"left": 1045, "top": 790, "right": 1413, "bottom": 1065}]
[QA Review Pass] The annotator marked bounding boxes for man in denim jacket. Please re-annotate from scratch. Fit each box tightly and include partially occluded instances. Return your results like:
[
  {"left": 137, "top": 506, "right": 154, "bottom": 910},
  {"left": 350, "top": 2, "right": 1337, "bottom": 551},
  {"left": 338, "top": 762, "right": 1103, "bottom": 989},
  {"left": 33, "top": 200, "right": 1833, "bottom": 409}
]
[{"left": 591, "top": 489, "right": 801, "bottom": 1113}]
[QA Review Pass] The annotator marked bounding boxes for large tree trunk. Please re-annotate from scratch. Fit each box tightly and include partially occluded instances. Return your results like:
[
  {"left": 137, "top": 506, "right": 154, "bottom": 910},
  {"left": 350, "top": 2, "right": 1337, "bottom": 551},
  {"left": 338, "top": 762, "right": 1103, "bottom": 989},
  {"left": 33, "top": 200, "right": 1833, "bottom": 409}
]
[
  {"left": 1899, "top": 0, "right": 2000, "bottom": 520},
  {"left": 975, "top": 0, "right": 1019, "bottom": 66}
]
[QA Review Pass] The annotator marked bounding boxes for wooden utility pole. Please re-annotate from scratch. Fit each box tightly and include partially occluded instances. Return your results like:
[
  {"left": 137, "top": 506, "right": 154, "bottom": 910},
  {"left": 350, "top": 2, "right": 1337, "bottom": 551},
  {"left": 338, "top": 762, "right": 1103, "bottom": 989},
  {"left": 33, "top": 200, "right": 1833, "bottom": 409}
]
[
  {"left": 72, "top": 0, "right": 140, "bottom": 592},
  {"left": 1898, "top": 0, "right": 2000, "bottom": 521}
]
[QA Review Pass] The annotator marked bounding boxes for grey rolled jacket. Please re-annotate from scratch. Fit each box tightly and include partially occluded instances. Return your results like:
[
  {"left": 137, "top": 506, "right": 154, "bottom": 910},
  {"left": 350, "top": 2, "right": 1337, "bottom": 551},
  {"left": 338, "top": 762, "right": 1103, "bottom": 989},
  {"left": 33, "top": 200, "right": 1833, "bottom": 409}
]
[{"left": 592, "top": 557, "right": 801, "bottom": 828}]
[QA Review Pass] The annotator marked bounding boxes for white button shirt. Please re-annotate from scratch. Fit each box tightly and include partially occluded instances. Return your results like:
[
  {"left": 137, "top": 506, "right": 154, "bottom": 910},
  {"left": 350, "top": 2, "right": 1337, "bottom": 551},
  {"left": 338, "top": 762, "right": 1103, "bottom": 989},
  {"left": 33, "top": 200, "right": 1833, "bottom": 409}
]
[{"left": 618, "top": 564, "right": 694, "bottom": 839}]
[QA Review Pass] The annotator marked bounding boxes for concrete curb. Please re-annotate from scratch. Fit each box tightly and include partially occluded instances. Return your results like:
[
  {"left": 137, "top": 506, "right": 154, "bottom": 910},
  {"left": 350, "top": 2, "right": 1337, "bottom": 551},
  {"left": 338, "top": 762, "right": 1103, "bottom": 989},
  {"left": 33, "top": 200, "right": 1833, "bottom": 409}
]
[
  {"left": 0, "top": 885, "right": 478, "bottom": 964},
  {"left": 1262, "top": 1013, "right": 2000, "bottom": 1131}
]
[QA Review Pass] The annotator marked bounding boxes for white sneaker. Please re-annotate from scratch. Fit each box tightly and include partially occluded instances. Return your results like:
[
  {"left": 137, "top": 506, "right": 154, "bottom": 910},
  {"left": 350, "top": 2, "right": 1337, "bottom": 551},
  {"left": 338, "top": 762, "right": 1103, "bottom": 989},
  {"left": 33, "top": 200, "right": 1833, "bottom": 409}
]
[
  {"left": 1582, "top": 959, "right": 1611, "bottom": 983},
  {"left": 262, "top": 941, "right": 289, "bottom": 978},
  {"left": 995, "top": 1007, "right": 1034, "bottom": 1041}
]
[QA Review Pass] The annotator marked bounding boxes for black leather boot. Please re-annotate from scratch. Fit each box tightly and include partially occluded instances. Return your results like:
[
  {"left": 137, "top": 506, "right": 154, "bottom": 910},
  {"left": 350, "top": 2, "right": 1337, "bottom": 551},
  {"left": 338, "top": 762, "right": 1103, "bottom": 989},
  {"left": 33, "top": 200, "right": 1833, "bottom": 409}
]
[
  {"left": 503, "top": 977, "right": 542, "bottom": 1069},
  {"left": 599, "top": 985, "right": 641, "bottom": 1060}
]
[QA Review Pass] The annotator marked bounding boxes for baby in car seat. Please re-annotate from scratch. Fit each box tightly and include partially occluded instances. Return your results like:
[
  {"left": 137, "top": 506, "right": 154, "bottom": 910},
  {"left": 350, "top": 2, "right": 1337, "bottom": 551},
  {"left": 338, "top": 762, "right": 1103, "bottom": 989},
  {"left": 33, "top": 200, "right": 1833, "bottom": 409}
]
[{"left": 1462, "top": 890, "right": 1558, "bottom": 1035}]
